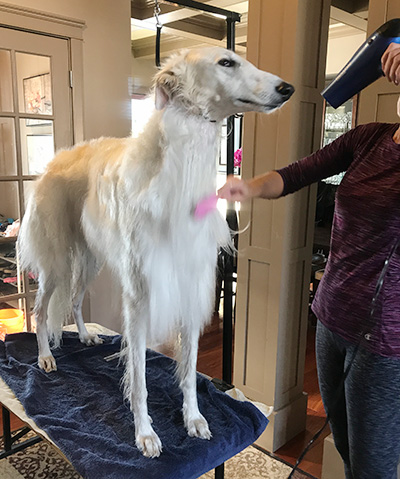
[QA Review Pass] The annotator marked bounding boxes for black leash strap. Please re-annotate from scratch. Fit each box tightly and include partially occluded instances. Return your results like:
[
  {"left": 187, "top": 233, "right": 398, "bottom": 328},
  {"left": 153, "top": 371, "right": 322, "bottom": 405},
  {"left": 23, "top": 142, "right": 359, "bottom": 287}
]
[{"left": 156, "top": 24, "right": 162, "bottom": 68}]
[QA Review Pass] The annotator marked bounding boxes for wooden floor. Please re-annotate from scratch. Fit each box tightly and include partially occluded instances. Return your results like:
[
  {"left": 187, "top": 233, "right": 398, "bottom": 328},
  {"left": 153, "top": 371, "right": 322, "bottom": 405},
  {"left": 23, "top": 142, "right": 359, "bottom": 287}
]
[
  {"left": 274, "top": 322, "right": 330, "bottom": 478},
  {"left": 1, "top": 313, "right": 329, "bottom": 479},
  {"left": 194, "top": 313, "right": 330, "bottom": 479}
]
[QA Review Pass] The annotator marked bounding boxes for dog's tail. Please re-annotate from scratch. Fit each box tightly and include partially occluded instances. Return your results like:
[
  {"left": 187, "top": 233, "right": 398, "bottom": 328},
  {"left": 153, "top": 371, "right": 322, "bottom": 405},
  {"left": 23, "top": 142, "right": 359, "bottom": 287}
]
[{"left": 18, "top": 178, "right": 76, "bottom": 346}]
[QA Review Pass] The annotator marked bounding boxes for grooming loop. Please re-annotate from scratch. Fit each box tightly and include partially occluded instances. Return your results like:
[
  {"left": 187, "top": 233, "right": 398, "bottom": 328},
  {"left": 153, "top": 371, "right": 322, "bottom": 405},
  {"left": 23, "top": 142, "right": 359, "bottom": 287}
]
[{"left": 154, "top": 0, "right": 162, "bottom": 68}]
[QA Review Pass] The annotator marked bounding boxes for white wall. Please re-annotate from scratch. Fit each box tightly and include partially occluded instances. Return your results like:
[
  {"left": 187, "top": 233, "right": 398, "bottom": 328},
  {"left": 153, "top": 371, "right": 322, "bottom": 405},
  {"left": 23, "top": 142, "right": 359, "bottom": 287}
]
[
  {"left": 131, "top": 57, "right": 158, "bottom": 95},
  {"left": 326, "top": 32, "right": 366, "bottom": 76}
]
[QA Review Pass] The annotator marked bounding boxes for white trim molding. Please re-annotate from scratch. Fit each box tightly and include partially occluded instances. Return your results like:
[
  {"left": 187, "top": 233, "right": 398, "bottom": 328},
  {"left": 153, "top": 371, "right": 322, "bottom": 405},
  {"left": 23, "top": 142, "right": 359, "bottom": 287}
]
[{"left": 0, "top": 1, "right": 85, "bottom": 39}]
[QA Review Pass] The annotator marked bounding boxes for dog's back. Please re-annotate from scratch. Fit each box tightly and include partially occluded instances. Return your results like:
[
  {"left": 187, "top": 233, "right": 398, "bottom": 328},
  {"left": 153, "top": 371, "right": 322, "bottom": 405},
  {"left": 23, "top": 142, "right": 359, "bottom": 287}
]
[{"left": 19, "top": 139, "right": 111, "bottom": 273}]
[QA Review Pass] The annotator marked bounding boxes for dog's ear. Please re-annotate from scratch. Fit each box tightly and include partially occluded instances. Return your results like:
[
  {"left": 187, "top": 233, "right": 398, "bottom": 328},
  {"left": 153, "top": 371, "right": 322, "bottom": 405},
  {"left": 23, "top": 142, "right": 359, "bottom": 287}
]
[{"left": 154, "top": 70, "right": 179, "bottom": 110}]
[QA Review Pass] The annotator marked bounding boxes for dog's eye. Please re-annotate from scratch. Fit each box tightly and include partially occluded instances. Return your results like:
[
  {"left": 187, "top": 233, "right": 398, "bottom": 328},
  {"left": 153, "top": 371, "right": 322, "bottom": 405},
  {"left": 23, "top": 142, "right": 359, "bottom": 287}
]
[{"left": 218, "top": 58, "right": 236, "bottom": 68}]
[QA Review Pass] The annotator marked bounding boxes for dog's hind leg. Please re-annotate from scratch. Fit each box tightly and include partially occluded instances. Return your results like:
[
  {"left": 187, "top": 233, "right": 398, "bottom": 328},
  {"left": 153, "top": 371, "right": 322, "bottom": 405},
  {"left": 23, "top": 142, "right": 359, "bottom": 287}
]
[
  {"left": 177, "top": 324, "right": 212, "bottom": 440},
  {"left": 72, "top": 288, "right": 104, "bottom": 346},
  {"left": 122, "top": 288, "right": 162, "bottom": 458},
  {"left": 35, "top": 277, "right": 57, "bottom": 372},
  {"left": 72, "top": 249, "right": 103, "bottom": 346}
]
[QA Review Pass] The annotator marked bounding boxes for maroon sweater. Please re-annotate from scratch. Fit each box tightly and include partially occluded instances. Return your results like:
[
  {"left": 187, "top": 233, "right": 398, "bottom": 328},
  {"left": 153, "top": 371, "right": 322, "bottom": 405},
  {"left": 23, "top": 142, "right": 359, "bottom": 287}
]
[{"left": 278, "top": 122, "right": 400, "bottom": 358}]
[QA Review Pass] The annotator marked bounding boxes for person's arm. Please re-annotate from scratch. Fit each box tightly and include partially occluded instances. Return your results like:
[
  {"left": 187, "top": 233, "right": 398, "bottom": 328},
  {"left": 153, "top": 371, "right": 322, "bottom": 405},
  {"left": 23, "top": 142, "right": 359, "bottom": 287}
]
[
  {"left": 381, "top": 42, "right": 400, "bottom": 85},
  {"left": 218, "top": 125, "right": 365, "bottom": 202},
  {"left": 218, "top": 171, "right": 283, "bottom": 202}
]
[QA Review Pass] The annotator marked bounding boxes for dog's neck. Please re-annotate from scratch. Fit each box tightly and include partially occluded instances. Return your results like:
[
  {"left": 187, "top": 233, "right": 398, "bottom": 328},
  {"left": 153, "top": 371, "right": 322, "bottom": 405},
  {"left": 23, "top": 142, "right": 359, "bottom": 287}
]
[
  {"left": 160, "top": 106, "right": 221, "bottom": 159},
  {"left": 154, "top": 107, "right": 221, "bottom": 206},
  {"left": 165, "top": 99, "right": 220, "bottom": 123}
]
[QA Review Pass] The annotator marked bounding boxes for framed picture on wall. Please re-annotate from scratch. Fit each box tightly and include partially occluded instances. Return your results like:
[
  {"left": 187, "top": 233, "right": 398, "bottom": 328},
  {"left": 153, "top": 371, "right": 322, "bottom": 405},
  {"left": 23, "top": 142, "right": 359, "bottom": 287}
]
[{"left": 23, "top": 73, "right": 52, "bottom": 116}]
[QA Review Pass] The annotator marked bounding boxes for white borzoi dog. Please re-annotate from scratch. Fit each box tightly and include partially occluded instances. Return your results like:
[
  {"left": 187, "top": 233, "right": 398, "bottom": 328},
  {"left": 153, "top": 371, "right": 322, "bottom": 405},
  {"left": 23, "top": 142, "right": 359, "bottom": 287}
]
[{"left": 18, "top": 47, "right": 294, "bottom": 458}]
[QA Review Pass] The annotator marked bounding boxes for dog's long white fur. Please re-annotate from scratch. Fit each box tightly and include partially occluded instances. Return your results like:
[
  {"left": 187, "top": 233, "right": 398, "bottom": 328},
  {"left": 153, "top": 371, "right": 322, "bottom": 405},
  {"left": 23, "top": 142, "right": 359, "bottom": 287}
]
[{"left": 17, "top": 47, "right": 293, "bottom": 458}]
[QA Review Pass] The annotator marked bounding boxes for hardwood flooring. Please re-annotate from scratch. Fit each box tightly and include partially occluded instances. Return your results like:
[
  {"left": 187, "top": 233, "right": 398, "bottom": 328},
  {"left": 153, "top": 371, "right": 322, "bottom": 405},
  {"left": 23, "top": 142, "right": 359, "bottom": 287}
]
[
  {"left": 274, "top": 323, "right": 329, "bottom": 478},
  {"left": 194, "top": 313, "right": 329, "bottom": 479}
]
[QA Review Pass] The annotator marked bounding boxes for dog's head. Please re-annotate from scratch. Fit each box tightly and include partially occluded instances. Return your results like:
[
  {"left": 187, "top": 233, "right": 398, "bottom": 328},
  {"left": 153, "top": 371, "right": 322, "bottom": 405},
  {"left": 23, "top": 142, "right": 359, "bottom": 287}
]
[{"left": 154, "top": 47, "right": 294, "bottom": 121}]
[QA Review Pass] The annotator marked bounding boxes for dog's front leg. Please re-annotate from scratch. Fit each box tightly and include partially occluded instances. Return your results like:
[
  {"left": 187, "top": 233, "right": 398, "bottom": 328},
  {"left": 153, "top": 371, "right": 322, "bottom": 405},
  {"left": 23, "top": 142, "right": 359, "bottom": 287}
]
[
  {"left": 177, "top": 325, "right": 212, "bottom": 440},
  {"left": 123, "top": 295, "right": 162, "bottom": 458}
]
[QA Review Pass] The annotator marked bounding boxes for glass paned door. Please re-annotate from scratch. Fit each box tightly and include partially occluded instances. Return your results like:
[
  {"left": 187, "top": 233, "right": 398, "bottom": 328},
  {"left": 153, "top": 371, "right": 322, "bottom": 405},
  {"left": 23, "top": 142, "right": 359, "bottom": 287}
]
[{"left": 0, "top": 27, "right": 72, "bottom": 334}]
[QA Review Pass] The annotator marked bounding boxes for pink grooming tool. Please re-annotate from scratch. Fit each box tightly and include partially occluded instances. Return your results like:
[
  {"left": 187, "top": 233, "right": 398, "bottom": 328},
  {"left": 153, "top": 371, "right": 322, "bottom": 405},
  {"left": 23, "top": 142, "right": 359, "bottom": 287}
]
[{"left": 194, "top": 194, "right": 218, "bottom": 220}]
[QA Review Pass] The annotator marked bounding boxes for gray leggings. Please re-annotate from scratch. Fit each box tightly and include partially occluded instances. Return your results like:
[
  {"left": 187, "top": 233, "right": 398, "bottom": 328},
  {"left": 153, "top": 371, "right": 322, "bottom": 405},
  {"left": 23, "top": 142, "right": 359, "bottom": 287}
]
[{"left": 316, "top": 321, "right": 400, "bottom": 479}]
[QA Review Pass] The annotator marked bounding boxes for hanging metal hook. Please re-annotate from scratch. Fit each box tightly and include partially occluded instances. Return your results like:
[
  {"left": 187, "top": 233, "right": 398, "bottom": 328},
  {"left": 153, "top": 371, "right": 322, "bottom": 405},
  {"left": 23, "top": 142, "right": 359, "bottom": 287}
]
[
  {"left": 154, "top": 0, "right": 162, "bottom": 68},
  {"left": 154, "top": 0, "right": 162, "bottom": 28}
]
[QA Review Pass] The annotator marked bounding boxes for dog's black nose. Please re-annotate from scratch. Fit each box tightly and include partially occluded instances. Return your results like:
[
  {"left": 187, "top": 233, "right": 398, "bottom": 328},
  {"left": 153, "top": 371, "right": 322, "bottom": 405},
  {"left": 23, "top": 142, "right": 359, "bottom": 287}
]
[{"left": 276, "top": 82, "right": 295, "bottom": 99}]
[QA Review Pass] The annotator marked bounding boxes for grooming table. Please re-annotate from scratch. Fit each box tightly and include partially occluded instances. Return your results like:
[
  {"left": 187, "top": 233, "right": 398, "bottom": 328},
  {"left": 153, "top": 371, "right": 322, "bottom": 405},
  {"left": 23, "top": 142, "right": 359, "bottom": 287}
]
[{"left": 0, "top": 324, "right": 268, "bottom": 479}]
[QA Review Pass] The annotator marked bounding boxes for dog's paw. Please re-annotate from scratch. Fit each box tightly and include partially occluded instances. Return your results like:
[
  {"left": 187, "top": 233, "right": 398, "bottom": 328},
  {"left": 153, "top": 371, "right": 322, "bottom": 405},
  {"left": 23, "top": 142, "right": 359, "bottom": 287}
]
[
  {"left": 186, "top": 415, "right": 212, "bottom": 440},
  {"left": 136, "top": 431, "right": 162, "bottom": 458},
  {"left": 80, "top": 333, "right": 103, "bottom": 347},
  {"left": 38, "top": 355, "right": 57, "bottom": 372}
]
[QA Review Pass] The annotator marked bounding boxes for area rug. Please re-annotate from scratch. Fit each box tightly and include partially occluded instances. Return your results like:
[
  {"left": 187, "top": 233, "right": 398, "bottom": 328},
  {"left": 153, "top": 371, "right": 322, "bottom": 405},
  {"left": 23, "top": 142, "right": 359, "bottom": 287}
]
[{"left": 0, "top": 432, "right": 314, "bottom": 479}]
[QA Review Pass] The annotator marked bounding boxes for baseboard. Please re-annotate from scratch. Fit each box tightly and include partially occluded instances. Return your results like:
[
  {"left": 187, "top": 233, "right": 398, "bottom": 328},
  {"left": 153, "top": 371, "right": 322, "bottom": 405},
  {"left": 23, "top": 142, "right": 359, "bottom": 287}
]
[{"left": 255, "top": 391, "right": 308, "bottom": 452}]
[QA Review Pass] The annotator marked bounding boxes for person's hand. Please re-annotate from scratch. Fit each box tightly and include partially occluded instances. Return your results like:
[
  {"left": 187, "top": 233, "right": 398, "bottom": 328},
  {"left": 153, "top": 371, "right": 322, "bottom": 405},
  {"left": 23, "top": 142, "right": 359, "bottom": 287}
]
[
  {"left": 218, "top": 171, "right": 284, "bottom": 201},
  {"left": 218, "top": 175, "right": 253, "bottom": 202},
  {"left": 382, "top": 42, "right": 400, "bottom": 85}
]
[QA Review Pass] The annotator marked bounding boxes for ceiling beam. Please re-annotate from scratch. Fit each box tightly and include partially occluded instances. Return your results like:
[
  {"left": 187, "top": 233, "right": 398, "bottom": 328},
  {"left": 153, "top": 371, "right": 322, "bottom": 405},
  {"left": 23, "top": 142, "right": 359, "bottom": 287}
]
[
  {"left": 131, "top": 18, "right": 224, "bottom": 43},
  {"left": 131, "top": 18, "right": 246, "bottom": 55},
  {"left": 132, "top": 38, "right": 246, "bottom": 60},
  {"left": 331, "top": 0, "right": 369, "bottom": 13},
  {"left": 132, "top": 0, "right": 246, "bottom": 23},
  {"left": 133, "top": 38, "right": 211, "bottom": 60},
  {"left": 131, "top": 3, "right": 177, "bottom": 21},
  {"left": 330, "top": 6, "right": 368, "bottom": 32},
  {"left": 165, "top": 19, "right": 225, "bottom": 41},
  {"left": 131, "top": 5, "right": 248, "bottom": 45},
  {"left": 162, "top": 0, "right": 241, "bottom": 22}
]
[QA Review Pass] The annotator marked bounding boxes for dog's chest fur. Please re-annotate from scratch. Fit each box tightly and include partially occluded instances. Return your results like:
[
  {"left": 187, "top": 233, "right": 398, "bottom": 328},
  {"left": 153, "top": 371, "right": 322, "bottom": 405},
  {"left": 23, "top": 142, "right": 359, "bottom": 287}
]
[
  {"left": 82, "top": 108, "right": 230, "bottom": 343},
  {"left": 138, "top": 110, "right": 230, "bottom": 341}
]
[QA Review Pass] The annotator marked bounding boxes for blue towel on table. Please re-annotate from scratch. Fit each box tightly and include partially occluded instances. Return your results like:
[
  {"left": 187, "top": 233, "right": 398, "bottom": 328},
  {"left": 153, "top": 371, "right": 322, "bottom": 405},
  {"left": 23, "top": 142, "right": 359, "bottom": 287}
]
[{"left": 0, "top": 332, "right": 268, "bottom": 479}]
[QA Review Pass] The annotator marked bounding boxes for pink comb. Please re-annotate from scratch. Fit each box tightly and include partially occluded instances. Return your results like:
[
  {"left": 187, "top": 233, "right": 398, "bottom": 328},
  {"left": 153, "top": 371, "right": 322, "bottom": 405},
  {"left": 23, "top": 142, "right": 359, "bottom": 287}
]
[{"left": 194, "top": 194, "right": 218, "bottom": 220}]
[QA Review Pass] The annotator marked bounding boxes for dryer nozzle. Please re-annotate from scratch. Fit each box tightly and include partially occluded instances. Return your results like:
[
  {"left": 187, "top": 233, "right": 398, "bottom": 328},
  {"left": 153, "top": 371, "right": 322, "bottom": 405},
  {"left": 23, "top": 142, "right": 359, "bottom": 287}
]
[{"left": 322, "top": 19, "right": 400, "bottom": 109}]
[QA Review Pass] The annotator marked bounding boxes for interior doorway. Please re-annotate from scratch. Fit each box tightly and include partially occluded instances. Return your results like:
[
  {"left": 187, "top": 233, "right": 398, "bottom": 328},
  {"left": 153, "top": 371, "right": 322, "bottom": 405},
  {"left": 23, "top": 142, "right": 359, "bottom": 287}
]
[{"left": 0, "top": 27, "right": 73, "bottom": 332}]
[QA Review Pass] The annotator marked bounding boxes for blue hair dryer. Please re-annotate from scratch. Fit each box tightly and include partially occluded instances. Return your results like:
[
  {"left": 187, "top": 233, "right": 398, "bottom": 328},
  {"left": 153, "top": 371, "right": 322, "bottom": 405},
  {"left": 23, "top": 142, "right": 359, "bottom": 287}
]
[{"left": 322, "top": 18, "right": 400, "bottom": 109}]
